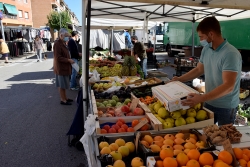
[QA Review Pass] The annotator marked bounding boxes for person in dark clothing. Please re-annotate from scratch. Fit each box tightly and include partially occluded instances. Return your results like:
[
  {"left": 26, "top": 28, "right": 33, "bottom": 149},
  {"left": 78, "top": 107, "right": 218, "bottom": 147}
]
[
  {"left": 131, "top": 35, "right": 148, "bottom": 78},
  {"left": 68, "top": 31, "right": 81, "bottom": 90}
]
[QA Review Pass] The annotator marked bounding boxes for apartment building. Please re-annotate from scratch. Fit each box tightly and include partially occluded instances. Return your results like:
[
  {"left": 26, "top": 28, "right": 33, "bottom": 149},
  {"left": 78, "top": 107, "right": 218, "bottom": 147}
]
[{"left": 0, "top": 0, "right": 33, "bottom": 26}]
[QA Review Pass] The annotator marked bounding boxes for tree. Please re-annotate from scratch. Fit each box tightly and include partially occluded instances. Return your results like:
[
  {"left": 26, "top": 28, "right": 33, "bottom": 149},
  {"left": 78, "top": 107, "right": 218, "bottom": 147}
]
[{"left": 47, "top": 11, "right": 72, "bottom": 31}]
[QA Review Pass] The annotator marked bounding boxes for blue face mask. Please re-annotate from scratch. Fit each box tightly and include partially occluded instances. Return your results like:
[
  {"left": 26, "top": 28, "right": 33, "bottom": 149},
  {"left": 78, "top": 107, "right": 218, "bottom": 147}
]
[
  {"left": 63, "top": 37, "right": 69, "bottom": 42},
  {"left": 200, "top": 39, "right": 208, "bottom": 47}
]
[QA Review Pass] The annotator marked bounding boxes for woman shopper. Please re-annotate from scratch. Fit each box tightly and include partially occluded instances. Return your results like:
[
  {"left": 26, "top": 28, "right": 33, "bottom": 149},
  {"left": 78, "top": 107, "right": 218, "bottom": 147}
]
[
  {"left": 34, "top": 35, "right": 44, "bottom": 62},
  {"left": 0, "top": 39, "right": 10, "bottom": 63},
  {"left": 53, "top": 28, "right": 75, "bottom": 105}
]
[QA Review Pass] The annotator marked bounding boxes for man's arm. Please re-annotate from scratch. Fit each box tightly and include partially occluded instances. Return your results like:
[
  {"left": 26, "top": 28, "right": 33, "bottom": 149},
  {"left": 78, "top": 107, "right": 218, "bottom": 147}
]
[
  {"left": 172, "top": 62, "right": 204, "bottom": 82},
  {"left": 182, "top": 71, "right": 237, "bottom": 107}
]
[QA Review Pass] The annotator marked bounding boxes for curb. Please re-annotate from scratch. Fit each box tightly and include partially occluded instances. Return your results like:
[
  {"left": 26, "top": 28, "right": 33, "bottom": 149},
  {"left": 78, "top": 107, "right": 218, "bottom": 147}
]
[{"left": 0, "top": 53, "right": 36, "bottom": 65}]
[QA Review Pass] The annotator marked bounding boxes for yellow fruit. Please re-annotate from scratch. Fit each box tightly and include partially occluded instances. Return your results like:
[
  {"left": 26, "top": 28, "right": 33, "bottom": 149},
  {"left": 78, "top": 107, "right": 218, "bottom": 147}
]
[
  {"left": 143, "top": 135, "right": 153, "bottom": 145},
  {"left": 184, "top": 142, "right": 196, "bottom": 149},
  {"left": 110, "top": 151, "right": 122, "bottom": 161},
  {"left": 115, "top": 138, "right": 126, "bottom": 147},
  {"left": 175, "top": 133, "right": 184, "bottom": 139},
  {"left": 162, "top": 145, "right": 173, "bottom": 150},
  {"left": 174, "top": 149, "right": 183, "bottom": 156},
  {"left": 163, "top": 139, "right": 174, "bottom": 146},
  {"left": 173, "top": 144, "right": 184, "bottom": 151},
  {"left": 140, "top": 140, "right": 150, "bottom": 148},
  {"left": 131, "top": 157, "right": 144, "bottom": 167},
  {"left": 196, "top": 141, "right": 205, "bottom": 148},
  {"left": 164, "top": 134, "right": 175, "bottom": 140},
  {"left": 184, "top": 149, "right": 190, "bottom": 154},
  {"left": 113, "top": 160, "right": 125, "bottom": 167},
  {"left": 118, "top": 146, "right": 130, "bottom": 157},
  {"left": 190, "top": 134, "right": 198, "bottom": 141},
  {"left": 99, "top": 141, "right": 109, "bottom": 150},
  {"left": 150, "top": 144, "right": 161, "bottom": 152},
  {"left": 109, "top": 143, "right": 119, "bottom": 151},
  {"left": 186, "top": 138, "right": 197, "bottom": 144},
  {"left": 154, "top": 136, "right": 164, "bottom": 142},
  {"left": 176, "top": 152, "right": 189, "bottom": 166},
  {"left": 100, "top": 147, "right": 111, "bottom": 154},
  {"left": 175, "top": 138, "right": 185, "bottom": 145},
  {"left": 125, "top": 142, "right": 135, "bottom": 153}
]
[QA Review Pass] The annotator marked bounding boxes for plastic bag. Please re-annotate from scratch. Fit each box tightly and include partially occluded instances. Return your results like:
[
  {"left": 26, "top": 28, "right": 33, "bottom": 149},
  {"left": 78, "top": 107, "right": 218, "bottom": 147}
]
[
  {"left": 89, "top": 70, "right": 100, "bottom": 83},
  {"left": 80, "top": 114, "right": 98, "bottom": 167},
  {"left": 103, "top": 86, "right": 122, "bottom": 93},
  {"left": 115, "top": 54, "right": 122, "bottom": 61},
  {"left": 114, "top": 106, "right": 125, "bottom": 117}
]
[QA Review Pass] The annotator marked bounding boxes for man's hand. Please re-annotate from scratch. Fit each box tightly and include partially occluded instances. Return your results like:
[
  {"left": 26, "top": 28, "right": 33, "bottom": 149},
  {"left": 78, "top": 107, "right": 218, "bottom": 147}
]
[
  {"left": 172, "top": 76, "right": 180, "bottom": 81},
  {"left": 181, "top": 93, "right": 203, "bottom": 107},
  {"left": 68, "top": 59, "right": 74, "bottom": 64}
]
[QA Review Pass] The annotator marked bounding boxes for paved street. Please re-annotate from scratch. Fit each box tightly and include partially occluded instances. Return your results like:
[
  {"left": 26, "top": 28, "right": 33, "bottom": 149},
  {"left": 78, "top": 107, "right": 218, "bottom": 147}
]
[{"left": 0, "top": 52, "right": 87, "bottom": 167}]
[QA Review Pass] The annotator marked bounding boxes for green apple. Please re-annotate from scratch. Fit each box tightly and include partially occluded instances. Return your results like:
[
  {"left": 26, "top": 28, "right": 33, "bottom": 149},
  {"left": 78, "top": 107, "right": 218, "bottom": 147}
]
[
  {"left": 194, "top": 103, "right": 202, "bottom": 111},
  {"left": 196, "top": 110, "right": 208, "bottom": 121},
  {"left": 180, "top": 109, "right": 187, "bottom": 116},
  {"left": 163, "top": 122, "right": 174, "bottom": 129},
  {"left": 186, "top": 117, "right": 196, "bottom": 124},
  {"left": 187, "top": 108, "right": 197, "bottom": 117},
  {"left": 158, "top": 107, "right": 169, "bottom": 119},
  {"left": 170, "top": 111, "right": 181, "bottom": 119},
  {"left": 110, "top": 151, "right": 122, "bottom": 161},
  {"left": 165, "top": 117, "right": 175, "bottom": 124},
  {"left": 156, "top": 116, "right": 165, "bottom": 124},
  {"left": 175, "top": 117, "right": 186, "bottom": 127}
]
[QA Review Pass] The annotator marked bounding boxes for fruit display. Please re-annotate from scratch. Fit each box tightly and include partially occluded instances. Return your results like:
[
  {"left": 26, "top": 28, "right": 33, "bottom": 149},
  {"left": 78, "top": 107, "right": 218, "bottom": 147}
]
[
  {"left": 132, "top": 87, "right": 153, "bottom": 98},
  {"left": 89, "top": 59, "right": 117, "bottom": 67},
  {"left": 92, "top": 82, "right": 124, "bottom": 92},
  {"left": 140, "top": 96, "right": 156, "bottom": 105},
  {"left": 95, "top": 95, "right": 130, "bottom": 108},
  {"left": 203, "top": 124, "right": 242, "bottom": 145},
  {"left": 147, "top": 100, "right": 206, "bottom": 129},
  {"left": 94, "top": 87, "right": 132, "bottom": 99},
  {"left": 99, "top": 117, "right": 150, "bottom": 134},
  {"left": 90, "top": 64, "right": 123, "bottom": 77},
  {"left": 126, "top": 78, "right": 162, "bottom": 88},
  {"left": 121, "top": 56, "right": 137, "bottom": 76},
  {"left": 139, "top": 132, "right": 206, "bottom": 155}
]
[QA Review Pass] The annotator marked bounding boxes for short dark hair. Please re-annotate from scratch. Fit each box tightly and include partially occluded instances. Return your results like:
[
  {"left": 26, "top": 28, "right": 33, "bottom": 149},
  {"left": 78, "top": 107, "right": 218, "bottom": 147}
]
[
  {"left": 197, "top": 17, "right": 221, "bottom": 35},
  {"left": 131, "top": 35, "right": 138, "bottom": 40},
  {"left": 71, "top": 31, "right": 78, "bottom": 37}
]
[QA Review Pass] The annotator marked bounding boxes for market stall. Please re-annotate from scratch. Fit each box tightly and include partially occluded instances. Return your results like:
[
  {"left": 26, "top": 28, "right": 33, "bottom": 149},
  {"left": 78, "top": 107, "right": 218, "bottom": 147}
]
[{"left": 78, "top": 0, "right": 250, "bottom": 167}]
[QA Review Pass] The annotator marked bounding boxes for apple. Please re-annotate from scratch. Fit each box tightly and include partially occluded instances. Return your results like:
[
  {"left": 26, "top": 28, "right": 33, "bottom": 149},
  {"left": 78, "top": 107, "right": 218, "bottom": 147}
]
[
  {"left": 133, "top": 107, "right": 144, "bottom": 116},
  {"left": 121, "top": 105, "right": 130, "bottom": 113}
]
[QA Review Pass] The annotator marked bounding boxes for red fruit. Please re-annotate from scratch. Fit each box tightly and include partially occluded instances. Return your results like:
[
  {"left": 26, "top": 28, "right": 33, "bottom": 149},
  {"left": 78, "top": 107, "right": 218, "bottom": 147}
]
[
  {"left": 101, "top": 129, "right": 107, "bottom": 134},
  {"left": 108, "top": 128, "right": 116, "bottom": 133},
  {"left": 127, "top": 102, "right": 131, "bottom": 107},
  {"left": 133, "top": 107, "right": 144, "bottom": 116},
  {"left": 116, "top": 121, "right": 123, "bottom": 127},
  {"left": 126, "top": 112, "right": 135, "bottom": 116},
  {"left": 112, "top": 124, "right": 120, "bottom": 131},
  {"left": 118, "top": 128, "right": 126, "bottom": 133},
  {"left": 121, "top": 124, "right": 128, "bottom": 130},
  {"left": 117, "top": 119, "right": 125, "bottom": 124},
  {"left": 140, "top": 124, "right": 150, "bottom": 131},
  {"left": 121, "top": 105, "right": 130, "bottom": 113},
  {"left": 132, "top": 120, "right": 139, "bottom": 127},
  {"left": 103, "top": 125, "right": 110, "bottom": 131},
  {"left": 107, "top": 110, "right": 115, "bottom": 116},
  {"left": 127, "top": 127, "right": 135, "bottom": 132}
]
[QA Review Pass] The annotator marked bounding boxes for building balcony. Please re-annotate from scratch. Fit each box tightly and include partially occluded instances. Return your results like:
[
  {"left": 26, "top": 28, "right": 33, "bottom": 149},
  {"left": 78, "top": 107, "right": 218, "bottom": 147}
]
[{"left": 3, "top": 14, "right": 17, "bottom": 19}]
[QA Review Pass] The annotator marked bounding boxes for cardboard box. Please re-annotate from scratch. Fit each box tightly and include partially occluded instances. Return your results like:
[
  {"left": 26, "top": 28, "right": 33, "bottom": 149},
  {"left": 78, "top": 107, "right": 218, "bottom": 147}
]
[
  {"left": 157, "top": 107, "right": 214, "bottom": 131},
  {"left": 126, "top": 77, "right": 163, "bottom": 89},
  {"left": 95, "top": 113, "right": 160, "bottom": 136},
  {"left": 152, "top": 81, "right": 199, "bottom": 112}
]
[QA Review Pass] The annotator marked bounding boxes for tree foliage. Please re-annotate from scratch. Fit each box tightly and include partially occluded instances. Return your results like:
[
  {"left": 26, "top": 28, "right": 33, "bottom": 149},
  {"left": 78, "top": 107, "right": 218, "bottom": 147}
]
[{"left": 47, "top": 11, "right": 72, "bottom": 31}]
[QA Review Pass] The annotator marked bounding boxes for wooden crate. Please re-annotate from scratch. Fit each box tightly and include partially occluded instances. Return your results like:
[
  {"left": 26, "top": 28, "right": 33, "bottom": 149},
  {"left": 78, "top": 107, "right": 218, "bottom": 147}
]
[
  {"left": 95, "top": 113, "right": 160, "bottom": 136},
  {"left": 157, "top": 107, "right": 214, "bottom": 131}
]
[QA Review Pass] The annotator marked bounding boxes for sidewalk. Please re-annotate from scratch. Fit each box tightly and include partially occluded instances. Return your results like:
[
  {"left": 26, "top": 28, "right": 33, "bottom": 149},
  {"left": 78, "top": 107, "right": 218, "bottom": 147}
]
[{"left": 0, "top": 52, "right": 36, "bottom": 66}]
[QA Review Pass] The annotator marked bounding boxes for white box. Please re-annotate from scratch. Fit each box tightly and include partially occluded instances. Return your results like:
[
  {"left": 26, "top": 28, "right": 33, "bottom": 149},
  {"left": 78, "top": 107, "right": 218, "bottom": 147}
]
[{"left": 152, "top": 81, "right": 199, "bottom": 112}]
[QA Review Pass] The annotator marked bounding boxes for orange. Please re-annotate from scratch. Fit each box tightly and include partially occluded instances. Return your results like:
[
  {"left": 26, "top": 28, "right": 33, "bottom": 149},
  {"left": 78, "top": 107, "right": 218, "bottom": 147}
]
[
  {"left": 246, "top": 151, "right": 250, "bottom": 159},
  {"left": 213, "top": 161, "right": 230, "bottom": 167},
  {"left": 155, "top": 160, "right": 164, "bottom": 167},
  {"left": 247, "top": 161, "right": 250, "bottom": 167},
  {"left": 163, "top": 157, "right": 178, "bottom": 167},
  {"left": 187, "top": 149, "right": 200, "bottom": 160},
  {"left": 213, "top": 160, "right": 223, "bottom": 167},
  {"left": 176, "top": 152, "right": 189, "bottom": 166},
  {"left": 243, "top": 149, "right": 250, "bottom": 155},
  {"left": 243, "top": 154, "right": 250, "bottom": 162},
  {"left": 199, "top": 152, "right": 214, "bottom": 166},
  {"left": 239, "top": 159, "right": 247, "bottom": 167},
  {"left": 186, "top": 159, "right": 200, "bottom": 167},
  {"left": 132, "top": 120, "right": 139, "bottom": 128},
  {"left": 218, "top": 150, "right": 233, "bottom": 165},
  {"left": 160, "top": 148, "right": 174, "bottom": 160},
  {"left": 127, "top": 127, "right": 135, "bottom": 132},
  {"left": 233, "top": 147, "right": 243, "bottom": 160}
]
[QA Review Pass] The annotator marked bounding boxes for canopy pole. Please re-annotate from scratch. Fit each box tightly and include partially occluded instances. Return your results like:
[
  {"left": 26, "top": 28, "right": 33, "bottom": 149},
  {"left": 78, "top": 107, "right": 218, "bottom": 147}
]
[
  {"left": 81, "top": 0, "right": 87, "bottom": 125},
  {"left": 142, "top": 12, "right": 147, "bottom": 43},
  {"left": 145, "top": 16, "right": 149, "bottom": 43},
  {"left": 153, "top": 23, "right": 157, "bottom": 55},
  {"left": 111, "top": 28, "right": 114, "bottom": 56},
  {"left": 192, "top": 13, "right": 195, "bottom": 57},
  {"left": 0, "top": 20, "right": 5, "bottom": 41}
]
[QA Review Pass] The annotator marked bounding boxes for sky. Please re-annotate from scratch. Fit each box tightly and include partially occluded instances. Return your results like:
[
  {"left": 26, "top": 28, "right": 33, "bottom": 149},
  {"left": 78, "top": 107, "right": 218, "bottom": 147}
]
[{"left": 64, "top": 0, "right": 82, "bottom": 25}]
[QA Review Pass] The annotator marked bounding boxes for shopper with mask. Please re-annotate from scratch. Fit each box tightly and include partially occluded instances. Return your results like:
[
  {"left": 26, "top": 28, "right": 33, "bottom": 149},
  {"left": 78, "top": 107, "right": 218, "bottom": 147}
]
[
  {"left": 172, "top": 17, "right": 242, "bottom": 125},
  {"left": 53, "top": 28, "right": 75, "bottom": 105},
  {"left": 131, "top": 35, "right": 148, "bottom": 78}
]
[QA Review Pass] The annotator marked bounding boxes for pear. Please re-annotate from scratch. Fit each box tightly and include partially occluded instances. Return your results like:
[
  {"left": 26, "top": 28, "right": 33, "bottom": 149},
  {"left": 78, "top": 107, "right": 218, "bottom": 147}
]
[
  {"left": 165, "top": 118, "right": 175, "bottom": 124},
  {"left": 163, "top": 122, "right": 174, "bottom": 129},
  {"left": 196, "top": 110, "right": 208, "bottom": 121},
  {"left": 175, "top": 117, "right": 186, "bottom": 127},
  {"left": 187, "top": 108, "right": 197, "bottom": 117},
  {"left": 171, "top": 111, "right": 181, "bottom": 119},
  {"left": 186, "top": 117, "right": 196, "bottom": 124}
]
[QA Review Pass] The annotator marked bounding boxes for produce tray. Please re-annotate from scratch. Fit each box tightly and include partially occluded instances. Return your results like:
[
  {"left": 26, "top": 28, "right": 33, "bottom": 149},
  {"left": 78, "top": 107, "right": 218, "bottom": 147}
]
[
  {"left": 125, "top": 77, "right": 163, "bottom": 89},
  {"left": 157, "top": 107, "right": 214, "bottom": 131},
  {"left": 95, "top": 113, "right": 160, "bottom": 136}
]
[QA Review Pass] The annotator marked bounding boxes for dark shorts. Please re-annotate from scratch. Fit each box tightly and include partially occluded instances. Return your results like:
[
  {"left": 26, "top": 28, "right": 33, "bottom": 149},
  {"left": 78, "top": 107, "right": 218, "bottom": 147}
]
[
  {"left": 2, "top": 53, "right": 8, "bottom": 57},
  {"left": 204, "top": 103, "right": 237, "bottom": 126}
]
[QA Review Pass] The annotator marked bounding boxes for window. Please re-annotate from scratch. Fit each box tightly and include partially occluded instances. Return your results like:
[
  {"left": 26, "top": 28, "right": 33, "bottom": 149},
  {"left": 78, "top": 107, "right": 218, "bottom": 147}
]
[
  {"left": 23, "top": 0, "right": 28, "bottom": 3},
  {"left": 18, "top": 10, "right": 22, "bottom": 18},
  {"left": 24, "top": 12, "right": 28, "bottom": 19}
]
